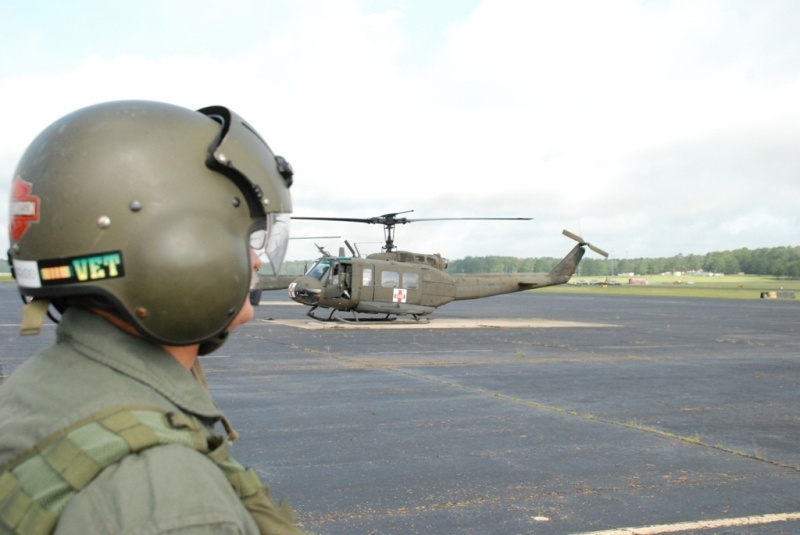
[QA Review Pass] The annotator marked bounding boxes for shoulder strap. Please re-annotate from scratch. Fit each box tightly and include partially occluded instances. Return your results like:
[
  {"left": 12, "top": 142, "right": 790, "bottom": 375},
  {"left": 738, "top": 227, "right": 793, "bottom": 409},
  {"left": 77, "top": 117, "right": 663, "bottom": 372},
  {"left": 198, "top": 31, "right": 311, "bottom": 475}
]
[{"left": 0, "top": 407, "right": 309, "bottom": 535}]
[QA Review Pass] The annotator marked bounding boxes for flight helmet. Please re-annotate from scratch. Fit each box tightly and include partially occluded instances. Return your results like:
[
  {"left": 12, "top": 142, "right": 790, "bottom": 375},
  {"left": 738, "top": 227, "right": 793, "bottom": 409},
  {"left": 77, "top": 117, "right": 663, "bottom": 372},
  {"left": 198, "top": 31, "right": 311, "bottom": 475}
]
[{"left": 8, "top": 100, "right": 293, "bottom": 351}]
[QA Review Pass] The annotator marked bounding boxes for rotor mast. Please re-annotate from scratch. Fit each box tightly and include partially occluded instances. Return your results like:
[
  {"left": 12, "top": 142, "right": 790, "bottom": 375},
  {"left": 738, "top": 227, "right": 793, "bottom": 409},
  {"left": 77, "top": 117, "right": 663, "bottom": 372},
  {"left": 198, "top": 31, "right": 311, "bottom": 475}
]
[{"left": 377, "top": 210, "right": 413, "bottom": 252}]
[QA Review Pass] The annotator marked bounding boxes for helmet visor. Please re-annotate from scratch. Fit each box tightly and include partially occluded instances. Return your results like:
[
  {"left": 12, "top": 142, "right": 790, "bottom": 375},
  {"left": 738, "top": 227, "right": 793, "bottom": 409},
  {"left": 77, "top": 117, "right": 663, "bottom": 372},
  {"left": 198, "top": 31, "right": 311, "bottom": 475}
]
[{"left": 250, "top": 213, "right": 290, "bottom": 274}]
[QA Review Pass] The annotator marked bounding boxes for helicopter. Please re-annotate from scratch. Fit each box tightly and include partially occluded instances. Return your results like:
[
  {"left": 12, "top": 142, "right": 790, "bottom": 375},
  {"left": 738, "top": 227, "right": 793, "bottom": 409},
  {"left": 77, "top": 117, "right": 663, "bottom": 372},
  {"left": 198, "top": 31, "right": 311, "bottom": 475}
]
[
  {"left": 249, "top": 236, "right": 341, "bottom": 305},
  {"left": 285, "top": 211, "right": 608, "bottom": 322}
]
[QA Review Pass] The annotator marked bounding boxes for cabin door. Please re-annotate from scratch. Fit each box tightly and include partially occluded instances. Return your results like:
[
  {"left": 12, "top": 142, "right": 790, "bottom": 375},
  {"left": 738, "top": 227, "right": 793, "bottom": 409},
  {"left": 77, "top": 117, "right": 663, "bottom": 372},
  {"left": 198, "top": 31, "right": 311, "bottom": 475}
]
[{"left": 358, "top": 266, "right": 374, "bottom": 301}]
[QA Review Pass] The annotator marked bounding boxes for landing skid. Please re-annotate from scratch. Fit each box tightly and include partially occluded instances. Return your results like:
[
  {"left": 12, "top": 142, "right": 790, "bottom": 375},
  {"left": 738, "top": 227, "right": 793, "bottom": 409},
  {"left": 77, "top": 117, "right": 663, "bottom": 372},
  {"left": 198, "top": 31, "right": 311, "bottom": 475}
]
[
  {"left": 335, "top": 315, "right": 430, "bottom": 325},
  {"left": 305, "top": 306, "right": 430, "bottom": 324}
]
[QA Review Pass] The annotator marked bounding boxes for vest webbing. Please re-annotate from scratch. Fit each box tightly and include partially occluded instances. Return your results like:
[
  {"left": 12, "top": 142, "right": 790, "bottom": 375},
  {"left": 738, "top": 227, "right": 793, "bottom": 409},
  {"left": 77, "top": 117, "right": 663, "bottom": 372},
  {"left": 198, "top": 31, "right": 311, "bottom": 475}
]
[{"left": 0, "top": 406, "right": 308, "bottom": 535}]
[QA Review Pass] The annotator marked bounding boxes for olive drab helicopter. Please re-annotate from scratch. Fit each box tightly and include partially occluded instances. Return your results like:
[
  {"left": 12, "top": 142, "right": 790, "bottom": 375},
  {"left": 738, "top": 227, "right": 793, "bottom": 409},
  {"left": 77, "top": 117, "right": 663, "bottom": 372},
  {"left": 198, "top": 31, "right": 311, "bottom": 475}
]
[
  {"left": 249, "top": 236, "right": 341, "bottom": 305},
  {"left": 286, "top": 211, "right": 608, "bottom": 322}
]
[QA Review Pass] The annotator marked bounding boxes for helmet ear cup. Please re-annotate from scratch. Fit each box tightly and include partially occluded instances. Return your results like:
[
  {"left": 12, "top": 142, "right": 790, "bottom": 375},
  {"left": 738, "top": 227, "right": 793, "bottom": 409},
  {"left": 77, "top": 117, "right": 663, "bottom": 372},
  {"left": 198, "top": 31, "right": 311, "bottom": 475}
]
[{"left": 123, "top": 215, "right": 251, "bottom": 345}]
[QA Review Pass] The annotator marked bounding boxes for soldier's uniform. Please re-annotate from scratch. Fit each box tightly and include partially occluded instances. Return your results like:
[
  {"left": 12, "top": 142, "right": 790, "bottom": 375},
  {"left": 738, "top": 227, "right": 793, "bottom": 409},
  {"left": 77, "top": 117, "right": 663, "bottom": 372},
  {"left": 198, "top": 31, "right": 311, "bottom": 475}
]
[
  {"left": 0, "top": 307, "right": 276, "bottom": 533},
  {"left": 2, "top": 100, "right": 302, "bottom": 535}
]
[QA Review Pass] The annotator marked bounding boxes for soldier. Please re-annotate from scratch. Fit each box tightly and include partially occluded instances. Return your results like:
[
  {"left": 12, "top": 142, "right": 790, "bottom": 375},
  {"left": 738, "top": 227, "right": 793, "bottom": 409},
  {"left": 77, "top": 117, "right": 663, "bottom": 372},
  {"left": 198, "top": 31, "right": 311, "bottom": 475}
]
[{"left": 1, "top": 101, "right": 309, "bottom": 534}]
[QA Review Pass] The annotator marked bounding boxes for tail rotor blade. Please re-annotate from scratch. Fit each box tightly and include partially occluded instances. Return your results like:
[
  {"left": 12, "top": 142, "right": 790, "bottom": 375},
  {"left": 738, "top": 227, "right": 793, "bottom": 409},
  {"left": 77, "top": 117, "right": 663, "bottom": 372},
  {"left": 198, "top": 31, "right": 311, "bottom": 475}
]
[
  {"left": 589, "top": 243, "right": 609, "bottom": 258},
  {"left": 562, "top": 229, "right": 609, "bottom": 257}
]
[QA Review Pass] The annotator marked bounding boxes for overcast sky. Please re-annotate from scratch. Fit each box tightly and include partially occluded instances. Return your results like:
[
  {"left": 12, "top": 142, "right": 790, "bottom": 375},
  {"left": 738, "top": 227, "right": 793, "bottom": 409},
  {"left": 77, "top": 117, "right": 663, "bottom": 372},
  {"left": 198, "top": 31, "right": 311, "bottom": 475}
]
[{"left": 2, "top": 0, "right": 798, "bottom": 262}]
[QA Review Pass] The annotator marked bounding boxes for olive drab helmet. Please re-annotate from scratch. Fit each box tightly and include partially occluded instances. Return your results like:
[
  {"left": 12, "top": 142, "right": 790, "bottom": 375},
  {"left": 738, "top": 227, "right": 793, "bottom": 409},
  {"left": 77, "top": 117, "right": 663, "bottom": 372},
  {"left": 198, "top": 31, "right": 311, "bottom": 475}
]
[{"left": 7, "top": 100, "right": 293, "bottom": 350}]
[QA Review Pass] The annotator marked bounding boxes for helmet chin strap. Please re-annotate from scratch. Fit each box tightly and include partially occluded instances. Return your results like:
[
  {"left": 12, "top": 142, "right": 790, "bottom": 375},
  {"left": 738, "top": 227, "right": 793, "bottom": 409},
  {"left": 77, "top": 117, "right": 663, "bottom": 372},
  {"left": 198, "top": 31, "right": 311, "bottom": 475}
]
[
  {"left": 19, "top": 298, "right": 51, "bottom": 336},
  {"left": 198, "top": 330, "right": 229, "bottom": 356}
]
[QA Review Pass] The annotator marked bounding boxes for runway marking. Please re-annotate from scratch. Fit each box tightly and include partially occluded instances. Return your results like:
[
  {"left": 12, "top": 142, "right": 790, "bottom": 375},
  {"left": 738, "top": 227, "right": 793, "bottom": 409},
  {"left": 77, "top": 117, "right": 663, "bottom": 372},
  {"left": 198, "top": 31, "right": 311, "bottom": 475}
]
[
  {"left": 261, "top": 317, "right": 618, "bottom": 330},
  {"left": 571, "top": 512, "right": 800, "bottom": 534}
]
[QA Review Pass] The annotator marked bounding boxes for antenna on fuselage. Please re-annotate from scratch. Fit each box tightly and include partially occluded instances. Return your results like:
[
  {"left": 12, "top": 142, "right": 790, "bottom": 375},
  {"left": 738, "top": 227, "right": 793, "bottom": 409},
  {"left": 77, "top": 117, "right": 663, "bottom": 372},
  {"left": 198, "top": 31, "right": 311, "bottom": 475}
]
[{"left": 345, "top": 240, "right": 358, "bottom": 257}]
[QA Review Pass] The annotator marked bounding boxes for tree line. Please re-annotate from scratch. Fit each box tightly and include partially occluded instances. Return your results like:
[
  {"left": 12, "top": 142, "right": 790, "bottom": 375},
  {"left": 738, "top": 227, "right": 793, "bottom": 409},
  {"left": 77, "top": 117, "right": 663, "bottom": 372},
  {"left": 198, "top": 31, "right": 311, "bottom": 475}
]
[
  {"left": 4, "top": 246, "right": 798, "bottom": 279},
  {"left": 446, "top": 245, "right": 800, "bottom": 278}
]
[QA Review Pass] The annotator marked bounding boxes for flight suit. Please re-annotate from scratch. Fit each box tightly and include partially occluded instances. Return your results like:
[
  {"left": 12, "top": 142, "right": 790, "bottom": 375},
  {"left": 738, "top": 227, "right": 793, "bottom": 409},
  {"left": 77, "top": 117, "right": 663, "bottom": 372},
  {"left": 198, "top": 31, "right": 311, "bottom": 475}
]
[{"left": 0, "top": 307, "right": 293, "bottom": 534}]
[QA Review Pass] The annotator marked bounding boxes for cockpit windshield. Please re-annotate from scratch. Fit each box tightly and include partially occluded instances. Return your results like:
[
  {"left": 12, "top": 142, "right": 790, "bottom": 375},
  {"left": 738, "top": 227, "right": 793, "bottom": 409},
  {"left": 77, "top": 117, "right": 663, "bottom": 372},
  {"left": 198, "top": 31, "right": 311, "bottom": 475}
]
[{"left": 306, "top": 258, "right": 332, "bottom": 281}]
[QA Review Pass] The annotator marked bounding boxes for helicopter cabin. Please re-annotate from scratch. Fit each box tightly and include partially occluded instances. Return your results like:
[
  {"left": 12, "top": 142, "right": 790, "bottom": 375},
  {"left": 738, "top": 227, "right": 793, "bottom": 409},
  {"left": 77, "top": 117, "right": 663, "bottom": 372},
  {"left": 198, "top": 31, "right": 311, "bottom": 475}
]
[{"left": 297, "top": 251, "right": 457, "bottom": 309}]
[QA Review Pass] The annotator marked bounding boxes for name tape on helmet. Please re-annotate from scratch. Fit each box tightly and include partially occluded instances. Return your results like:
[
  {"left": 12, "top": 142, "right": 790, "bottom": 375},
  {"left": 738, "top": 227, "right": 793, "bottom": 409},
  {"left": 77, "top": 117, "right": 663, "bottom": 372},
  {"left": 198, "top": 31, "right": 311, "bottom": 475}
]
[{"left": 14, "top": 251, "right": 126, "bottom": 289}]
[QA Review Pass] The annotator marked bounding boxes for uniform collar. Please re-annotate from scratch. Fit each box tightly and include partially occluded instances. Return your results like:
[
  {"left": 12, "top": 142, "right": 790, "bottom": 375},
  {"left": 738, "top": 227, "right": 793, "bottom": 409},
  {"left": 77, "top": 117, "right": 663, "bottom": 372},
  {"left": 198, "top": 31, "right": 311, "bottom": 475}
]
[{"left": 56, "top": 307, "right": 223, "bottom": 420}]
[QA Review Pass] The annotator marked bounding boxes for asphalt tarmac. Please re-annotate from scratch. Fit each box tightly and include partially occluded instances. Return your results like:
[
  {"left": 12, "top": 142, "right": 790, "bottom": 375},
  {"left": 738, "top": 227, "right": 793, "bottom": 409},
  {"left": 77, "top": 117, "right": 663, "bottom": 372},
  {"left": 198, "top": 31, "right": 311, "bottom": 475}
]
[{"left": 2, "top": 283, "right": 799, "bottom": 534}]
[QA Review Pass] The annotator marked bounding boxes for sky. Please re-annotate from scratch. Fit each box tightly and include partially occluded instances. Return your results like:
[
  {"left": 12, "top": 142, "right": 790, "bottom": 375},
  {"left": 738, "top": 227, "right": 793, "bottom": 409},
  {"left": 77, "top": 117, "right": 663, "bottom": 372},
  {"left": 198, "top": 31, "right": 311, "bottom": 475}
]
[{"left": 2, "top": 0, "right": 799, "bottom": 263}]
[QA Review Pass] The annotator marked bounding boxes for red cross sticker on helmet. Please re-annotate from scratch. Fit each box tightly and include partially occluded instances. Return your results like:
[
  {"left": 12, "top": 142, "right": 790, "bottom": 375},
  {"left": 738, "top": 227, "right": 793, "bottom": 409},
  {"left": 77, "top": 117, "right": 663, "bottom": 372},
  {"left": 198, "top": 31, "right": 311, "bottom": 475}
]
[{"left": 9, "top": 176, "right": 40, "bottom": 243}]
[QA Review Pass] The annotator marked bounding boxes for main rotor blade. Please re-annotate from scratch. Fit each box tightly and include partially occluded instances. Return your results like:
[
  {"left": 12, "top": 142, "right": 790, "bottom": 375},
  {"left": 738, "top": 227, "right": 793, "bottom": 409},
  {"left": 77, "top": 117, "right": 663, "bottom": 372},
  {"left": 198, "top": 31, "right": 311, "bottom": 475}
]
[
  {"left": 292, "top": 216, "right": 380, "bottom": 224},
  {"left": 293, "top": 212, "right": 534, "bottom": 253},
  {"left": 292, "top": 215, "right": 533, "bottom": 225},
  {"left": 407, "top": 217, "right": 533, "bottom": 222}
]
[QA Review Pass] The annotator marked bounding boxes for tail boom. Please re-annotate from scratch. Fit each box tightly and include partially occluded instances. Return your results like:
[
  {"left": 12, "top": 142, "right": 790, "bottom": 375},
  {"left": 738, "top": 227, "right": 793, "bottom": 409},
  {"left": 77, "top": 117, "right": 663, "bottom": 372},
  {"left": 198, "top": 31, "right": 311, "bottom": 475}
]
[{"left": 451, "top": 229, "right": 605, "bottom": 301}]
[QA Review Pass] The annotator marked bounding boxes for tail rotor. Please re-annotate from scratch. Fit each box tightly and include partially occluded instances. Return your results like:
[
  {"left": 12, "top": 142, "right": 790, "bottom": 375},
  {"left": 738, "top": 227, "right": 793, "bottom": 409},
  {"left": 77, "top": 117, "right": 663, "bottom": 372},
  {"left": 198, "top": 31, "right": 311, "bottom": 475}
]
[{"left": 562, "top": 229, "right": 609, "bottom": 258}]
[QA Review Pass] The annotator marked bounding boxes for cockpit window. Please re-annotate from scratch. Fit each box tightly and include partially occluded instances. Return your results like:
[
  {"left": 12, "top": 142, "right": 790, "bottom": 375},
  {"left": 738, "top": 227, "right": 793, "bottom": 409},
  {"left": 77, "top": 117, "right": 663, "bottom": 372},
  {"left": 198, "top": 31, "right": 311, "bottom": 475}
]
[{"left": 306, "top": 259, "right": 332, "bottom": 281}]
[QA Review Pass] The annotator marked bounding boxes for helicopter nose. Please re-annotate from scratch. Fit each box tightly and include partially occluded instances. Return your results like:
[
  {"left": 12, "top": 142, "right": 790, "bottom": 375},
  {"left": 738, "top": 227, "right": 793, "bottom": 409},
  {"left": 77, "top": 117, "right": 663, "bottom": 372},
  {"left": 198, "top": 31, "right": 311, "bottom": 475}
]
[{"left": 288, "top": 277, "right": 322, "bottom": 305}]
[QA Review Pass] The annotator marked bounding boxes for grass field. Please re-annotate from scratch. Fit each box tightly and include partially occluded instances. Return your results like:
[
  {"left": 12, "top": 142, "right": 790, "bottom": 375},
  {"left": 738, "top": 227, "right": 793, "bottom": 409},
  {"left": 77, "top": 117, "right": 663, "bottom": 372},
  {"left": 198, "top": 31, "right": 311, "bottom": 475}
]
[{"left": 539, "top": 274, "right": 800, "bottom": 300}]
